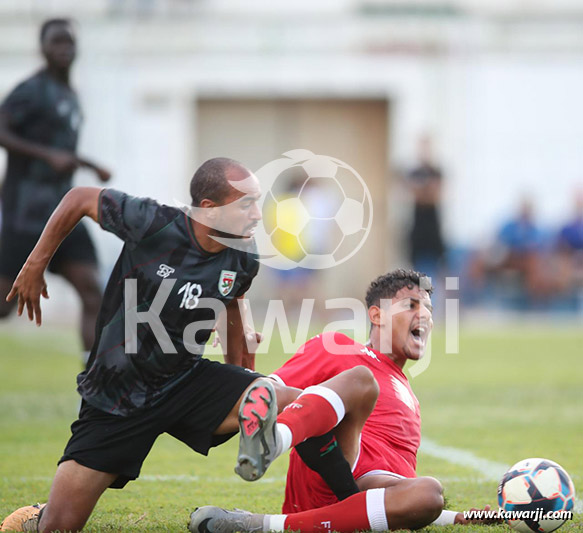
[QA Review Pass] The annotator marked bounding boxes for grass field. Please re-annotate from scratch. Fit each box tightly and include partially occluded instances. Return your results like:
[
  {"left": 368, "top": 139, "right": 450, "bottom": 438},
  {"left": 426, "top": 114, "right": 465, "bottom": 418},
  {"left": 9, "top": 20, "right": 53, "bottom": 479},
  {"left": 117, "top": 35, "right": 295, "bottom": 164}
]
[{"left": 0, "top": 323, "right": 582, "bottom": 532}]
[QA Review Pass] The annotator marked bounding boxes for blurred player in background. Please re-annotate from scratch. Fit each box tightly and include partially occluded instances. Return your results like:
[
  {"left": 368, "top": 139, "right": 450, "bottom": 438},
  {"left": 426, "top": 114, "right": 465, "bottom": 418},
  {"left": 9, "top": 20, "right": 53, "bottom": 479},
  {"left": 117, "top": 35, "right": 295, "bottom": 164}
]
[
  {"left": 0, "top": 18, "right": 110, "bottom": 359},
  {"left": 190, "top": 270, "right": 496, "bottom": 533}
]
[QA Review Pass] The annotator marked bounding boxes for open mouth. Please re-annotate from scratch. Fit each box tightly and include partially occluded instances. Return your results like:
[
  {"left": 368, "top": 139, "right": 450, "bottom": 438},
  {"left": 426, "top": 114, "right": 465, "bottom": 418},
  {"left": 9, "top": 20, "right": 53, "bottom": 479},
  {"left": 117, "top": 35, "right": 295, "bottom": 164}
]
[{"left": 410, "top": 325, "right": 428, "bottom": 346}]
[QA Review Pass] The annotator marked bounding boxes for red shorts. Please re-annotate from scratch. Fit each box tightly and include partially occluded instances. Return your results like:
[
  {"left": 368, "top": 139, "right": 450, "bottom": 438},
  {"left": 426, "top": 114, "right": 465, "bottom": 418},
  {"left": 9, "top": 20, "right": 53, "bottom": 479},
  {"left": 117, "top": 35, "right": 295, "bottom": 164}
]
[{"left": 282, "top": 438, "right": 417, "bottom": 513}]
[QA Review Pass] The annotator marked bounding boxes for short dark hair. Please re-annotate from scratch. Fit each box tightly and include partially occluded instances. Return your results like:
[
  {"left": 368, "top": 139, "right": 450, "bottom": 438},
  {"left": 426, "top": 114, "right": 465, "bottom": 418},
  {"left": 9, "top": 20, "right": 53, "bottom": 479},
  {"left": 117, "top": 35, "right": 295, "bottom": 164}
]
[
  {"left": 40, "top": 18, "right": 73, "bottom": 44},
  {"left": 365, "top": 268, "right": 433, "bottom": 308},
  {"left": 190, "top": 157, "right": 245, "bottom": 207}
]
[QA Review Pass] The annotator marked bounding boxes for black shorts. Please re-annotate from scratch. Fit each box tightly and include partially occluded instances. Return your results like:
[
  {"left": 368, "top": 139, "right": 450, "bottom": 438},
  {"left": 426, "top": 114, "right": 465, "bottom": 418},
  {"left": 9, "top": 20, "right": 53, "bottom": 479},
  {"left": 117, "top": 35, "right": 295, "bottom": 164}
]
[
  {"left": 60, "top": 359, "right": 262, "bottom": 489},
  {"left": 0, "top": 222, "right": 97, "bottom": 279}
]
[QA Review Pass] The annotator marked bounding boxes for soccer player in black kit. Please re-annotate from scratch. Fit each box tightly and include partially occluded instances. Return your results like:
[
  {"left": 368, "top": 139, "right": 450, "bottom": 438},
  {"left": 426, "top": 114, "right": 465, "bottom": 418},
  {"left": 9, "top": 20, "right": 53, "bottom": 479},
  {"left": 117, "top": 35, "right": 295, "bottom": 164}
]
[
  {"left": 0, "top": 19, "right": 110, "bottom": 356},
  {"left": 2, "top": 157, "right": 379, "bottom": 532}
]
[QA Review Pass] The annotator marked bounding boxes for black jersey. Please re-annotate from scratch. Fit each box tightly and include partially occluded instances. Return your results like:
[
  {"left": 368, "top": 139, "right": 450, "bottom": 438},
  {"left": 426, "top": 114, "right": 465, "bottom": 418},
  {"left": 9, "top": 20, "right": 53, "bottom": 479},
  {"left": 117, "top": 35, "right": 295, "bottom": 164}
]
[
  {"left": 0, "top": 70, "right": 82, "bottom": 233},
  {"left": 77, "top": 189, "right": 259, "bottom": 416}
]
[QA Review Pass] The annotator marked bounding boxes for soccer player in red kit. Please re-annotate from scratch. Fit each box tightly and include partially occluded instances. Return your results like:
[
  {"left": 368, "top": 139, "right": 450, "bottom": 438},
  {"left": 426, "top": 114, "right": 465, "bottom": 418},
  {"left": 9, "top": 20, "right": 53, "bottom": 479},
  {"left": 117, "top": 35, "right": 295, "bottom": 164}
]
[
  {"left": 272, "top": 328, "right": 422, "bottom": 514},
  {"left": 190, "top": 269, "right": 494, "bottom": 532},
  {"left": 270, "top": 269, "right": 452, "bottom": 528}
]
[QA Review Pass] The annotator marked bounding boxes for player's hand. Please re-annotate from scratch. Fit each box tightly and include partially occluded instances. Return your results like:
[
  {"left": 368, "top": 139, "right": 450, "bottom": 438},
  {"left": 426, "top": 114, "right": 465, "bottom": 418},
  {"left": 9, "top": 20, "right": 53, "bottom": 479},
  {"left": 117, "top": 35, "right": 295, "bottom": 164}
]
[
  {"left": 87, "top": 164, "right": 111, "bottom": 183},
  {"left": 454, "top": 505, "right": 502, "bottom": 525},
  {"left": 94, "top": 167, "right": 112, "bottom": 182},
  {"left": 6, "top": 261, "right": 49, "bottom": 326},
  {"left": 45, "top": 149, "right": 80, "bottom": 173},
  {"left": 77, "top": 158, "right": 112, "bottom": 182},
  {"left": 212, "top": 330, "right": 221, "bottom": 348},
  {"left": 243, "top": 331, "right": 263, "bottom": 353},
  {"left": 241, "top": 332, "right": 262, "bottom": 371}
]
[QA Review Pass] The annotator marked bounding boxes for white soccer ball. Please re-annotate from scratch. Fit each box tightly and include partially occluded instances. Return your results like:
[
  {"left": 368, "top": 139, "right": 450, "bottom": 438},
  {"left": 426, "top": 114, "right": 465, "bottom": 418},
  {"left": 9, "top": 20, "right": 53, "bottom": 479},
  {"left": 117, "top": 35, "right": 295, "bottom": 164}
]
[{"left": 498, "top": 458, "right": 576, "bottom": 533}]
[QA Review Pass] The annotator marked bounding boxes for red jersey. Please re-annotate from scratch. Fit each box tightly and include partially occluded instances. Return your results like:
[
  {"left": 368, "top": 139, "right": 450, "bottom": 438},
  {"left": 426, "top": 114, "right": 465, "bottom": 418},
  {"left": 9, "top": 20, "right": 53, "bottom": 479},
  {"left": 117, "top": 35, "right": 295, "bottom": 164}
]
[{"left": 271, "top": 332, "right": 421, "bottom": 513}]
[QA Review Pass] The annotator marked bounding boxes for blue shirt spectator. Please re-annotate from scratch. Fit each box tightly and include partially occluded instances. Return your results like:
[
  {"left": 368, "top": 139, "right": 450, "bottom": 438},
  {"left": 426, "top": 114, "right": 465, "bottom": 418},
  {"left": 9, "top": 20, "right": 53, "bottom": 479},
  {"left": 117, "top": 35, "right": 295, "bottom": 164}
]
[
  {"left": 498, "top": 219, "right": 545, "bottom": 252},
  {"left": 497, "top": 199, "right": 545, "bottom": 253},
  {"left": 559, "top": 219, "right": 583, "bottom": 251},
  {"left": 558, "top": 193, "right": 583, "bottom": 251}
]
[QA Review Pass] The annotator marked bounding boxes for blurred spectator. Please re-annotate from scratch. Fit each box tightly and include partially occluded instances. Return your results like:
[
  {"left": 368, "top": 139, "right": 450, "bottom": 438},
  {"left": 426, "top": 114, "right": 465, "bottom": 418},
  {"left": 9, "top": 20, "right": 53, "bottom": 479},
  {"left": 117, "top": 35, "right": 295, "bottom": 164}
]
[
  {"left": 555, "top": 189, "right": 583, "bottom": 293},
  {"left": 406, "top": 134, "right": 446, "bottom": 284},
  {"left": 468, "top": 197, "right": 552, "bottom": 302}
]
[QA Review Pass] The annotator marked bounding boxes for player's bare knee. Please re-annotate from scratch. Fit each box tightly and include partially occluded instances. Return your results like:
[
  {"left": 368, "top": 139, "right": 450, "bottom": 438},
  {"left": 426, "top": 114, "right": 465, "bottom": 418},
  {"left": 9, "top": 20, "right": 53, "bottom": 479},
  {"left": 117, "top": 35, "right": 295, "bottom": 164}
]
[
  {"left": 389, "top": 478, "right": 443, "bottom": 530},
  {"left": 418, "top": 476, "right": 444, "bottom": 520},
  {"left": 347, "top": 365, "right": 375, "bottom": 387},
  {"left": 349, "top": 365, "right": 379, "bottom": 405}
]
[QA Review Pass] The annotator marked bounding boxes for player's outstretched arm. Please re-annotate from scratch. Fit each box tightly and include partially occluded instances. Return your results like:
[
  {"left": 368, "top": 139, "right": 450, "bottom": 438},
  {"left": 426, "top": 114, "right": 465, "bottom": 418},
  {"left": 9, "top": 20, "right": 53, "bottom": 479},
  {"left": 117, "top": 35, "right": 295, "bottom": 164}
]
[
  {"left": 0, "top": 112, "right": 80, "bottom": 174},
  {"left": 6, "top": 187, "right": 103, "bottom": 325}
]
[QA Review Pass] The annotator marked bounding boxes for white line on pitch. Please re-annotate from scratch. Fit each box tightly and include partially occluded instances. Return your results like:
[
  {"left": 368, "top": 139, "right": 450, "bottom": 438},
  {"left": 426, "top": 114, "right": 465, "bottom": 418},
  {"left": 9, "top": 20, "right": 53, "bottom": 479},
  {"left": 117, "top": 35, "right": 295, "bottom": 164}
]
[{"left": 419, "top": 437, "right": 509, "bottom": 481}]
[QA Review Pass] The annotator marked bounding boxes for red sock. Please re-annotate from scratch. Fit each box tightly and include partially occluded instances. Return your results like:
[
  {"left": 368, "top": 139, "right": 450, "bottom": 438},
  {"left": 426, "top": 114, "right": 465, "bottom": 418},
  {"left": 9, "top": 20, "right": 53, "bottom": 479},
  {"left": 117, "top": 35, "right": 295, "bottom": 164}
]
[
  {"left": 283, "top": 491, "right": 371, "bottom": 533},
  {"left": 277, "top": 387, "right": 343, "bottom": 448}
]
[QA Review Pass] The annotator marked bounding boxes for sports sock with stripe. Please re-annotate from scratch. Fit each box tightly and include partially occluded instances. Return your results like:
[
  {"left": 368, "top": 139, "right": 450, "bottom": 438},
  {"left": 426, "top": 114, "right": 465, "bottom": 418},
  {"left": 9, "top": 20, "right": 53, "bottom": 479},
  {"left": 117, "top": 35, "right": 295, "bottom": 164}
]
[
  {"left": 275, "top": 385, "right": 345, "bottom": 454},
  {"left": 265, "top": 488, "right": 387, "bottom": 532}
]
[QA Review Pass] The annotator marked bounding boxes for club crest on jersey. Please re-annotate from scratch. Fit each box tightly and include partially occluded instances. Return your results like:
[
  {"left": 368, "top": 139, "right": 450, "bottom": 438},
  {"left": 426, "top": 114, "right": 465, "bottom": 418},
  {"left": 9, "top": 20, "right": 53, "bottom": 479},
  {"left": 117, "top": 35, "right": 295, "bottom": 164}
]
[
  {"left": 157, "top": 264, "right": 175, "bottom": 278},
  {"left": 218, "top": 270, "right": 237, "bottom": 296}
]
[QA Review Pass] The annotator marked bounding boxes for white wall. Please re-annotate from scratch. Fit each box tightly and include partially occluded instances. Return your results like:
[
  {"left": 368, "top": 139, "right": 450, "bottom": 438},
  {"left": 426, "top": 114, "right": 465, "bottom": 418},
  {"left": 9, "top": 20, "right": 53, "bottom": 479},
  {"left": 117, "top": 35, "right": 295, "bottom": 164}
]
[{"left": 0, "top": 7, "right": 582, "bottom": 275}]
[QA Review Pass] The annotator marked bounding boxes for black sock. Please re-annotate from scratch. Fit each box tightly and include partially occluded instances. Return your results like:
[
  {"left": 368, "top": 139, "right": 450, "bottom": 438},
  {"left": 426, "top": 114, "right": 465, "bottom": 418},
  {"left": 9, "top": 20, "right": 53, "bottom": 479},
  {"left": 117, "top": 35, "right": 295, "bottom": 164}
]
[{"left": 295, "top": 431, "right": 360, "bottom": 501}]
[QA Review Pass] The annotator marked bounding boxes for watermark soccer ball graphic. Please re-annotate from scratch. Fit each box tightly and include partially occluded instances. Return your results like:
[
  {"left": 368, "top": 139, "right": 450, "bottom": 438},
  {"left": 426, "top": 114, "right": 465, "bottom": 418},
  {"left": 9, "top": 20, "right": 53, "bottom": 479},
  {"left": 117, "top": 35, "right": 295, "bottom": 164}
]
[
  {"left": 254, "top": 150, "right": 373, "bottom": 270},
  {"left": 178, "top": 149, "right": 373, "bottom": 270}
]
